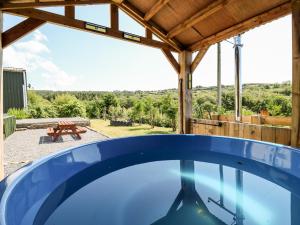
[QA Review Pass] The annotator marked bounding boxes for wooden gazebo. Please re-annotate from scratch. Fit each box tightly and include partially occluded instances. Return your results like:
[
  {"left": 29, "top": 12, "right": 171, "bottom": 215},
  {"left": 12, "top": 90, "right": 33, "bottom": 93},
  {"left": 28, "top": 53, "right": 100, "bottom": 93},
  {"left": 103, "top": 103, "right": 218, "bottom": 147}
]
[{"left": 0, "top": 0, "right": 299, "bottom": 178}]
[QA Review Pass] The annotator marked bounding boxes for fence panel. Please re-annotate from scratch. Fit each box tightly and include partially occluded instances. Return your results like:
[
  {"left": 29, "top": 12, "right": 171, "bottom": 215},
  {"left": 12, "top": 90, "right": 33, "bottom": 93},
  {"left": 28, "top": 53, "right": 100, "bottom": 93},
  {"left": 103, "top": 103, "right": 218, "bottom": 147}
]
[{"left": 190, "top": 118, "right": 292, "bottom": 146}]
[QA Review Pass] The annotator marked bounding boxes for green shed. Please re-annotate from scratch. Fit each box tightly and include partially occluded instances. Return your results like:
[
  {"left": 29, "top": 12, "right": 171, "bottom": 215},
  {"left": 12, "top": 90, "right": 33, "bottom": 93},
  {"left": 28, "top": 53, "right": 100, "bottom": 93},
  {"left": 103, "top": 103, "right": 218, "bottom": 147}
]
[{"left": 3, "top": 68, "right": 28, "bottom": 113}]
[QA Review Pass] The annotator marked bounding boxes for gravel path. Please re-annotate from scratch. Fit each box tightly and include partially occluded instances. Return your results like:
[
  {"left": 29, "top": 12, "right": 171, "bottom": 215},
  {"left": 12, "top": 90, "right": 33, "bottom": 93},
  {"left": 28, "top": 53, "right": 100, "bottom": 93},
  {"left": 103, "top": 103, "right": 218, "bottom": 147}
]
[{"left": 4, "top": 128, "right": 107, "bottom": 176}]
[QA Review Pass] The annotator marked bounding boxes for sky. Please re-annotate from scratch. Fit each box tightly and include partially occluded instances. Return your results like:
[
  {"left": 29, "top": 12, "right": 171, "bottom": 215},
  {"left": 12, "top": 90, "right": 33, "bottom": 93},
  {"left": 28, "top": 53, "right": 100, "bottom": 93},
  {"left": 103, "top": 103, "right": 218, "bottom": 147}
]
[{"left": 3, "top": 5, "right": 292, "bottom": 91}]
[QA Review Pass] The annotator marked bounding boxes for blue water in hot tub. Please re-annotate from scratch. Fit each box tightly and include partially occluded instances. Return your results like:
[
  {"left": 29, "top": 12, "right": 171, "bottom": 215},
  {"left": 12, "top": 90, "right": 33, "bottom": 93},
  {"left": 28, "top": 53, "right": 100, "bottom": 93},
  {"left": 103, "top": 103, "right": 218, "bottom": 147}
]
[
  {"left": 2, "top": 135, "right": 300, "bottom": 225},
  {"left": 42, "top": 161, "right": 293, "bottom": 225}
]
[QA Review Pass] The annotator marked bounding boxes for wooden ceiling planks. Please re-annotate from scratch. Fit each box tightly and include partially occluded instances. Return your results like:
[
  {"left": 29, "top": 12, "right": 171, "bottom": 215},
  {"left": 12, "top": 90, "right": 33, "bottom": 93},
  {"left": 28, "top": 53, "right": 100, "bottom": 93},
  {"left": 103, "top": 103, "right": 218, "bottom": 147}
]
[
  {"left": 166, "top": 0, "right": 228, "bottom": 39},
  {"left": 225, "top": 0, "right": 288, "bottom": 22},
  {"left": 192, "top": 7, "right": 237, "bottom": 38},
  {"left": 144, "top": 0, "right": 170, "bottom": 21},
  {"left": 129, "top": 0, "right": 156, "bottom": 14},
  {"left": 175, "top": 28, "right": 203, "bottom": 46},
  {"left": 151, "top": 0, "right": 212, "bottom": 32},
  {"left": 188, "top": 1, "right": 291, "bottom": 51}
]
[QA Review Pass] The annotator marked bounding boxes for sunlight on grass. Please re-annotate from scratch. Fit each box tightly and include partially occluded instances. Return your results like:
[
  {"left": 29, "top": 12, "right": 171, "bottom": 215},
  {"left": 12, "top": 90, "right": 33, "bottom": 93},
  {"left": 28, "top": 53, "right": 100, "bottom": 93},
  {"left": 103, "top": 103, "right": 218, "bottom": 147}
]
[{"left": 90, "top": 119, "right": 175, "bottom": 137}]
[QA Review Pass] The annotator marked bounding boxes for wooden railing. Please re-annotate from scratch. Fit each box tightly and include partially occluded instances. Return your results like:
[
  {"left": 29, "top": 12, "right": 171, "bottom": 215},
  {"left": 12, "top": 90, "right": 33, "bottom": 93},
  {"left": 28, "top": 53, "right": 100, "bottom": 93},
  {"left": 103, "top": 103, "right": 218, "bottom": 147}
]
[{"left": 189, "top": 118, "right": 291, "bottom": 146}]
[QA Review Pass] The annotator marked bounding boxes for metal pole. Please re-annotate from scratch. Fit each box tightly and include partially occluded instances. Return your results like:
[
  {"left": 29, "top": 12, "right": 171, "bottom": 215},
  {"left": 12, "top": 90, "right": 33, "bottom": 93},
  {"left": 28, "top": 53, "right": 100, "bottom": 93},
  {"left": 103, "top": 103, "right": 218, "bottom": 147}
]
[
  {"left": 217, "top": 42, "right": 222, "bottom": 108},
  {"left": 234, "top": 35, "right": 242, "bottom": 122}
]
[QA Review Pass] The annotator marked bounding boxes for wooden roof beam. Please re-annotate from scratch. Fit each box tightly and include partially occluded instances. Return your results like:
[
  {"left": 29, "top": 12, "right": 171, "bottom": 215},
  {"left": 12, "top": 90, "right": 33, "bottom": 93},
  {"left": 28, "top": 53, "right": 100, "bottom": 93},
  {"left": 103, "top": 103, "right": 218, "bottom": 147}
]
[
  {"left": 1, "top": 0, "right": 110, "bottom": 10},
  {"left": 167, "top": 0, "right": 228, "bottom": 39},
  {"left": 145, "top": 28, "right": 152, "bottom": 39},
  {"left": 144, "top": 0, "right": 170, "bottom": 21},
  {"left": 189, "top": 1, "right": 291, "bottom": 51},
  {"left": 5, "top": 8, "right": 176, "bottom": 51},
  {"left": 2, "top": 17, "right": 45, "bottom": 48},
  {"left": 110, "top": 4, "right": 119, "bottom": 30},
  {"left": 191, "top": 47, "right": 209, "bottom": 73},
  {"left": 65, "top": 6, "right": 75, "bottom": 19},
  {"left": 115, "top": 0, "right": 183, "bottom": 52},
  {"left": 161, "top": 48, "right": 179, "bottom": 74}
]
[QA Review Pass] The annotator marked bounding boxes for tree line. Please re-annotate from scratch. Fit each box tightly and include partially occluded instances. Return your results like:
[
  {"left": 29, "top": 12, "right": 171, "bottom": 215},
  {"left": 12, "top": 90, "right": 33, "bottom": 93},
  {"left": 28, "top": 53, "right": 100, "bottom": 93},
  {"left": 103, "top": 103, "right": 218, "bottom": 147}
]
[{"left": 8, "top": 82, "right": 292, "bottom": 129}]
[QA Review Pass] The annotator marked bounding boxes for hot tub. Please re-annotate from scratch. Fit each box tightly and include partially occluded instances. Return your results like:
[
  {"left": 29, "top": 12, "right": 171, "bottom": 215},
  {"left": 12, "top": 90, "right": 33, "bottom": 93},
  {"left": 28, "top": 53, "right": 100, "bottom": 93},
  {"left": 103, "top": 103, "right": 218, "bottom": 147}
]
[{"left": 1, "top": 135, "right": 300, "bottom": 225}]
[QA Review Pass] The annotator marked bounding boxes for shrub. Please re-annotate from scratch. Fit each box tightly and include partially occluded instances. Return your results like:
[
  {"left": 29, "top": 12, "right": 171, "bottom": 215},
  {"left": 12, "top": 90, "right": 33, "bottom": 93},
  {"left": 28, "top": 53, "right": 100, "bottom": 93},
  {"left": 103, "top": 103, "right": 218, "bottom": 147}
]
[
  {"left": 7, "top": 108, "right": 29, "bottom": 119},
  {"left": 267, "top": 95, "right": 292, "bottom": 116},
  {"left": 27, "top": 91, "right": 57, "bottom": 118},
  {"left": 53, "top": 94, "right": 86, "bottom": 118},
  {"left": 85, "top": 100, "right": 104, "bottom": 119},
  {"left": 109, "top": 106, "right": 124, "bottom": 121}
]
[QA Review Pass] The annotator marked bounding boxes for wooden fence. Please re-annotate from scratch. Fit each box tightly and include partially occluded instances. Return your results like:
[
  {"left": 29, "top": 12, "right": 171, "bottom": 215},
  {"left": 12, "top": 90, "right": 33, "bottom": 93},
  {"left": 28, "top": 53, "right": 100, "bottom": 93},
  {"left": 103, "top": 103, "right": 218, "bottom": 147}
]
[
  {"left": 211, "top": 115, "right": 291, "bottom": 126},
  {"left": 4, "top": 115, "right": 16, "bottom": 139},
  {"left": 190, "top": 118, "right": 291, "bottom": 146}
]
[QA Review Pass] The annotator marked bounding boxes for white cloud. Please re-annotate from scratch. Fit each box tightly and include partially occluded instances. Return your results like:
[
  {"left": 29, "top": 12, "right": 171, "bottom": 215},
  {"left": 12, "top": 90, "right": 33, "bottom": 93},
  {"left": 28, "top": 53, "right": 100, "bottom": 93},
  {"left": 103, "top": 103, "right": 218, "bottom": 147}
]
[
  {"left": 3, "top": 30, "right": 76, "bottom": 90},
  {"left": 33, "top": 30, "right": 48, "bottom": 42}
]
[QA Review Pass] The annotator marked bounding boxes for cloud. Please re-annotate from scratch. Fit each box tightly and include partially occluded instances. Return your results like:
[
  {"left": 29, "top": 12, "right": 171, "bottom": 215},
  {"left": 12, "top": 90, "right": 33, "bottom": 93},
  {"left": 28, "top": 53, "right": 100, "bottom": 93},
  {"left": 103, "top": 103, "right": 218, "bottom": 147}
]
[
  {"left": 33, "top": 30, "right": 48, "bottom": 42},
  {"left": 3, "top": 30, "right": 76, "bottom": 90}
]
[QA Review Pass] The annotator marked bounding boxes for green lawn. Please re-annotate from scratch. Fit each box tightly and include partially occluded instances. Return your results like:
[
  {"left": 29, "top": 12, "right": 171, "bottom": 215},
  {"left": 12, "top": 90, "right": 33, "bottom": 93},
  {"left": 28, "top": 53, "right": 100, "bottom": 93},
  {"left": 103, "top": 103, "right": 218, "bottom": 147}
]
[{"left": 90, "top": 119, "right": 175, "bottom": 137}]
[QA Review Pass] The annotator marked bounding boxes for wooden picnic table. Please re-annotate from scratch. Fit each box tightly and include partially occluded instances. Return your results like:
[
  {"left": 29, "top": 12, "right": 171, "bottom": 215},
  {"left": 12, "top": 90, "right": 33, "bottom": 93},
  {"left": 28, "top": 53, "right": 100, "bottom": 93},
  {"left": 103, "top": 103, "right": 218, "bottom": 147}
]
[{"left": 47, "top": 121, "right": 87, "bottom": 142}]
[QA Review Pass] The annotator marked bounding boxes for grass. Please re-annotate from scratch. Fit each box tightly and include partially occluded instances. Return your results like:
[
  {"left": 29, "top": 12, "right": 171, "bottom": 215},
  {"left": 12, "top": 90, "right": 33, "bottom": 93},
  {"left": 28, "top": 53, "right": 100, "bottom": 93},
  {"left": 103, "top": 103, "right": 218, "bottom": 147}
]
[{"left": 90, "top": 119, "right": 175, "bottom": 137}]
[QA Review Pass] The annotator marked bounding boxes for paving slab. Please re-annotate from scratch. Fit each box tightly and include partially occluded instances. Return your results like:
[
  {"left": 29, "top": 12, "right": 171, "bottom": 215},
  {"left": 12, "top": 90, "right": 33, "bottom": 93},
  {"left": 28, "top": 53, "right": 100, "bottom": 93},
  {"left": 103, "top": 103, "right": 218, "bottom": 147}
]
[{"left": 16, "top": 117, "right": 90, "bottom": 129}]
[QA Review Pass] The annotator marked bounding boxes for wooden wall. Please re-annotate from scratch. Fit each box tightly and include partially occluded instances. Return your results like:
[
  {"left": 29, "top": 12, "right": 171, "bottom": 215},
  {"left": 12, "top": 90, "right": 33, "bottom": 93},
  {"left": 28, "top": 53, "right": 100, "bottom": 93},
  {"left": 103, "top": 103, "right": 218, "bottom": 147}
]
[{"left": 190, "top": 119, "right": 291, "bottom": 146}]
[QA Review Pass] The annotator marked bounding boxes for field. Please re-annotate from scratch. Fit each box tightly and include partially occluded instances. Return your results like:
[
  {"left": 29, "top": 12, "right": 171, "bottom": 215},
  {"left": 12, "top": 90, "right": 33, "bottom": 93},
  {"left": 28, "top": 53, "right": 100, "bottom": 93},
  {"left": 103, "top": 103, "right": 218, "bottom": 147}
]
[{"left": 90, "top": 119, "right": 175, "bottom": 137}]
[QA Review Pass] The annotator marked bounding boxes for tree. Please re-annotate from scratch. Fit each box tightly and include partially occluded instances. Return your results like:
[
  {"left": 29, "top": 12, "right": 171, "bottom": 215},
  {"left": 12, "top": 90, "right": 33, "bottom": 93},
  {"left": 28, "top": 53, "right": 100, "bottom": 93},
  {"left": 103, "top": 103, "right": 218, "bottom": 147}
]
[
  {"left": 102, "top": 94, "right": 118, "bottom": 117},
  {"left": 194, "top": 97, "right": 205, "bottom": 118},
  {"left": 85, "top": 99, "right": 104, "bottom": 118},
  {"left": 53, "top": 94, "right": 86, "bottom": 117},
  {"left": 222, "top": 91, "right": 235, "bottom": 111},
  {"left": 109, "top": 105, "right": 124, "bottom": 120},
  {"left": 130, "top": 101, "right": 144, "bottom": 124},
  {"left": 165, "top": 103, "right": 177, "bottom": 131}
]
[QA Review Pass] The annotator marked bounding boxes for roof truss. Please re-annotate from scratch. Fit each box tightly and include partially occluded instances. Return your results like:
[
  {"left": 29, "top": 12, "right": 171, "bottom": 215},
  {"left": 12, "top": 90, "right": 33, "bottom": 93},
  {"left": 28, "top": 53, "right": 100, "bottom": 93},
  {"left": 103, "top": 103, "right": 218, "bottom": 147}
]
[
  {"left": 1, "top": 0, "right": 292, "bottom": 52},
  {"left": 161, "top": 48, "right": 179, "bottom": 74},
  {"left": 4, "top": 7, "right": 176, "bottom": 51},
  {"left": 191, "top": 47, "right": 209, "bottom": 73},
  {"left": 1, "top": 0, "right": 110, "bottom": 10},
  {"left": 115, "top": 0, "right": 183, "bottom": 51},
  {"left": 2, "top": 17, "right": 45, "bottom": 48}
]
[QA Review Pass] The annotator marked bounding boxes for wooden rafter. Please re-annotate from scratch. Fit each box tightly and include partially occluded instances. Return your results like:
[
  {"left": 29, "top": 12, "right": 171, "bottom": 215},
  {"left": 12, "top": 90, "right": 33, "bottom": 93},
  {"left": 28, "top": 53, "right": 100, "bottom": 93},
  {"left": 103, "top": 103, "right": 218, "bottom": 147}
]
[
  {"left": 65, "top": 6, "right": 75, "bottom": 19},
  {"left": 191, "top": 47, "right": 209, "bottom": 73},
  {"left": 110, "top": 4, "right": 119, "bottom": 30},
  {"left": 189, "top": 1, "right": 291, "bottom": 51},
  {"left": 144, "top": 0, "right": 170, "bottom": 21},
  {"left": 115, "top": 0, "right": 183, "bottom": 52},
  {"left": 167, "top": 0, "right": 228, "bottom": 39},
  {"left": 145, "top": 28, "right": 152, "bottom": 39},
  {"left": 2, "top": 17, "right": 45, "bottom": 48},
  {"left": 1, "top": 0, "right": 110, "bottom": 10},
  {"left": 5, "top": 8, "right": 176, "bottom": 51},
  {"left": 161, "top": 48, "right": 179, "bottom": 74}
]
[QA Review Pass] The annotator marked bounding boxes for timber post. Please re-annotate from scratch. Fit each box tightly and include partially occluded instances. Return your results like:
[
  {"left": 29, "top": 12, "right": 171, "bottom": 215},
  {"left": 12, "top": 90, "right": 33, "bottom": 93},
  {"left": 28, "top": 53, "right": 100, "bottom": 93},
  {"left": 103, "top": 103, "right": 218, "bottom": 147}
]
[
  {"left": 217, "top": 42, "right": 222, "bottom": 108},
  {"left": 178, "top": 51, "right": 192, "bottom": 134},
  {"left": 0, "top": 11, "right": 4, "bottom": 179},
  {"left": 292, "top": 0, "right": 300, "bottom": 147}
]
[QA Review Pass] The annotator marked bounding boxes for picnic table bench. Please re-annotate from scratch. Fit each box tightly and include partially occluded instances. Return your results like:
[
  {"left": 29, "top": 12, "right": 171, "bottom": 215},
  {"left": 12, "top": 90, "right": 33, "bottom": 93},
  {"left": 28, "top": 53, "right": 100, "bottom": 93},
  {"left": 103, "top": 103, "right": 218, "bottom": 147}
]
[{"left": 47, "top": 121, "right": 87, "bottom": 142}]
